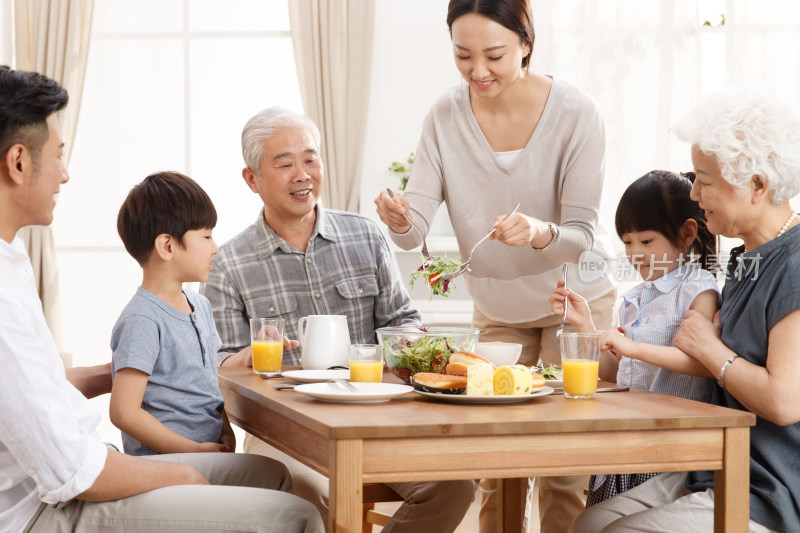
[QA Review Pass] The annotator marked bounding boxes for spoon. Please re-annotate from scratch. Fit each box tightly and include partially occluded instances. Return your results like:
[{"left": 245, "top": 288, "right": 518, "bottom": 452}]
[
  {"left": 386, "top": 188, "right": 429, "bottom": 257},
  {"left": 438, "top": 202, "right": 521, "bottom": 282}
]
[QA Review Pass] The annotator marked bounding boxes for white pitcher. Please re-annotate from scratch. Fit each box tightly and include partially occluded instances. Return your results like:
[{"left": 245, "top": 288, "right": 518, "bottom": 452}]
[{"left": 297, "top": 315, "right": 351, "bottom": 370}]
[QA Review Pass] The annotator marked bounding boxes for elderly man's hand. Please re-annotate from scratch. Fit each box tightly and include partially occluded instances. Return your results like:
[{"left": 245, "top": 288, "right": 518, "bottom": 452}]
[
  {"left": 675, "top": 309, "right": 722, "bottom": 363},
  {"left": 221, "top": 336, "right": 299, "bottom": 368}
]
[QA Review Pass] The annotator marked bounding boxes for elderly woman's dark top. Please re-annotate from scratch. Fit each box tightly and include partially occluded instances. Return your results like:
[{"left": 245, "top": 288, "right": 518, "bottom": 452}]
[{"left": 686, "top": 224, "right": 800, "bottom": 532}]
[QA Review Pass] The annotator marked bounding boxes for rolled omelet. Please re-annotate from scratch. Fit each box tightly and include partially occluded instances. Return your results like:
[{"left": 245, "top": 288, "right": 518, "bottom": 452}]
[{"left": 493, "top": 364, "right": 534, "bottom": 395}]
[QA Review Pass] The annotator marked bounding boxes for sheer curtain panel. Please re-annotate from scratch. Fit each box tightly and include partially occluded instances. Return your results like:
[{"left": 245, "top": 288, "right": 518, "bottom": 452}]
[
  {"left": 13, "top": 0, "right": 94, "bottom": 361},
  {"left": 289, "top": 0, "right": 375, "bottom": 212}
]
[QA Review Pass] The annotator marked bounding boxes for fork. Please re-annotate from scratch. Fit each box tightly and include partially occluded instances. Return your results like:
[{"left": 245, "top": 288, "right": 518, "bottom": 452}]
[
  {"left": 438, "top": 202, "right": 521, "bottom": 282},
  {"left": 327, "top": 379, "right": 358, "bottom": 393},
  {"left": 386, "top": 188, "right": 429, "bottom": 258},
  {"left": 555, "top": 263, "right": 568, "bottom": 341}
]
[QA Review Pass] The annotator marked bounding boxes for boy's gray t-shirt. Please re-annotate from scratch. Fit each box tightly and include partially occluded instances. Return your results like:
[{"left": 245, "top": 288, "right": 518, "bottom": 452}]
[
  {"left": 111, "top": 287, "right": 224, "bottom": 456},
  {"left": 685, "top": 225, "right": 800, "bottom": 532}
]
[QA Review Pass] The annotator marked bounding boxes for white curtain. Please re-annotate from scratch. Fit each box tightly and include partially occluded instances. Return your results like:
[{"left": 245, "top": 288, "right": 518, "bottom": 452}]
[
  {"left": 288, "top": 0, "right": 375, "bottom": 212},
  {"left": 14, "top": 0, "right": 94, "bottom": 363},
  {"left": 530, "top": 0, "right": 800, "bottom": 253}
]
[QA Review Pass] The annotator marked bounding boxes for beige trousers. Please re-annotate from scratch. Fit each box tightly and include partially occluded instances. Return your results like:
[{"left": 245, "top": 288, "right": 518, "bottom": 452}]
[
  {"left": 573, "top": 471, "right": 776, "bottom": 533},
  {"left": 245, "top": 434, "right": 476, "bottom": 533},
  {"left": 26, "top": 452, "right": 324, "bottom": 533},
  {"left": 474, "top": 288, "right": 618, "bottom": 533}
]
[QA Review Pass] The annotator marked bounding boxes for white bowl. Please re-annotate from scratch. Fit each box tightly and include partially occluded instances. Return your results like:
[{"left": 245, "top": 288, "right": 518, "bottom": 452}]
[{"left": 475, "top": 342, "right": 523, "bottom": 367}]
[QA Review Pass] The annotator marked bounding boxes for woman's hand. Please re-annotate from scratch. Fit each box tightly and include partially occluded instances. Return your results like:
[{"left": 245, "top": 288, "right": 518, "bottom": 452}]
[
  {"left": 549, "top": 281, "right": 596, "bottom": 333},
  {"left": 674, "top": 309, "right": 722, "bottom": 365},
  {"left": 374, "top": 190, "right": 412, "bottom": 234},
  {"left": 490, "top": 212, "right": 549, "bottom": 247}
]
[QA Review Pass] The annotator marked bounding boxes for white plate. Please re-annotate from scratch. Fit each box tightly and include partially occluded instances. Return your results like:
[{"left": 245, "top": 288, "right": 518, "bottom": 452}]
[
  {"left": 293, "top": 382, "right": 414, "bottom": 403},
  {"left": 281, "top": 369, "right": 351, "bottom": 384},
  {"left": 415, "top": 385, "right": 554, "bottom": 404}
]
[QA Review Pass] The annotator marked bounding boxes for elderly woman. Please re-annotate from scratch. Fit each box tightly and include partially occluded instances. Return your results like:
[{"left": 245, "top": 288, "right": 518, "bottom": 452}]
[{"left": 574, "top": 90, "right": 800, "bottom": 533}]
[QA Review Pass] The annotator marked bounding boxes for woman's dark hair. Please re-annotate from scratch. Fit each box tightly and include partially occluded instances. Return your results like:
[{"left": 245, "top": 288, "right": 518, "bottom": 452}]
[
  {"left": 447, "top": 0, "right": 535, "bottom": 68},
  {"left": 615, "top": 170, "right": 717, "bottom": 272},
  {"left": 0, "top": 65, "right": 68, "bottom": 160},
  {"left": 117, "top": 171, "right": 217, "bottom": 265}
]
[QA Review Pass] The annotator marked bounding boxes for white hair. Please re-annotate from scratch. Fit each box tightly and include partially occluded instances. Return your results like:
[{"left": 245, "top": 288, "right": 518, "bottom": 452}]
[
  {"left": 672, "top": 90, "right": 800, "bottom": 204},
  {"left": 241, "top": 107, "right": 321, "bottom": 175}
]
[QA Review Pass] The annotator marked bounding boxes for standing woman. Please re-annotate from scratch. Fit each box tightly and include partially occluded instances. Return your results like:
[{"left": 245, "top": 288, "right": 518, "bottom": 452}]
[{"left": 374, "top": 1, "right": 617, "bottom": 532}]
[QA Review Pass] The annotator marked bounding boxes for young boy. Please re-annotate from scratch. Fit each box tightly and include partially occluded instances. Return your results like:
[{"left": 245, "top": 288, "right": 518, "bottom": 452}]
[{"left": 110, "top": 171, "right": 235, "bottom": 455}]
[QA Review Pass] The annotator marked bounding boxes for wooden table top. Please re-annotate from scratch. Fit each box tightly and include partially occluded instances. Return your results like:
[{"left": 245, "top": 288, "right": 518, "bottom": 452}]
[{"left": 219, "top": 367, "right": 755, "bottom": 440}]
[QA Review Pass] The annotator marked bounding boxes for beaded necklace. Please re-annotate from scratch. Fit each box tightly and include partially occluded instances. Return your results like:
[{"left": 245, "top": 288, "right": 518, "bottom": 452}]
[{"left": 777, "top": 211, "right": 798, "bottom": 238}]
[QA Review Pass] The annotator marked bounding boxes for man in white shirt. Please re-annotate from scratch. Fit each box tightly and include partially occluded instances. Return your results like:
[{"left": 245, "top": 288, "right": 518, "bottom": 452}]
[{"left": 0, "top": 65, "right": 324, "bottom": 533}]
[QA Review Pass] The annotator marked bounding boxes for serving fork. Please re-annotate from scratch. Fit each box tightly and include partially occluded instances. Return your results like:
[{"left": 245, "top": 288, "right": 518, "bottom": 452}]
[
  {"left": 386, "top": 188, "right": 429, "bottom": 257},
  {"left": 555, "top": 263, "right": 568, "bottom": 341},
  {"left": 438, "top": 202, "right": 521, "bottom": 282}
]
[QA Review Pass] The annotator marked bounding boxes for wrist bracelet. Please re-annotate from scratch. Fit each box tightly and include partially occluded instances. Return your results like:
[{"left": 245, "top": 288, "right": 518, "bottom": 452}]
[
  {"left": 533, "top": 222, "right": 559, "bottom": 253},
  {"left": 716, "top": 355, "right": 740, "bottom": 389}
]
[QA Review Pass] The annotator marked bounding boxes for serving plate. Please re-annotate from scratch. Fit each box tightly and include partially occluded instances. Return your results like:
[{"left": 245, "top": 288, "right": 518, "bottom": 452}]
[
  {"left": 415, "top": 385, "right": 554, "bottom": 404},
  {"left": 293, "top": 382, "right": 413, "bottom": 403},
  {"left": 281, "top": 369, "right": 350, "bottom": 383}
]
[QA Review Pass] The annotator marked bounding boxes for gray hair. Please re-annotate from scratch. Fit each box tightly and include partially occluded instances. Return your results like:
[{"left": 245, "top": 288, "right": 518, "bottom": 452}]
[
  {"left": 241, "top": 107, "right": 322, "bottom": 175},
  {"left": 673, "top": 90, "right": 800, "bottom": 204}
]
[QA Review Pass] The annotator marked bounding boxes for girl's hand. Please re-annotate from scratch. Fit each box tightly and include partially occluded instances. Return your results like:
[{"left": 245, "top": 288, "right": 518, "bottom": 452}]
[
  {"left": 548, "top": 281, "right": 596, "bottom": 333},
  {"left": 600, "top": 328, "right": 633, "bottom": 358},
  {"left": 674, "top": 309, "right": 722, "bottom": 364},
  {"left": 374, "top": 190, "right": 412, "bottom": 234},
  {"left": 491, "top": 212, "right": 547, "bottom": 247}
]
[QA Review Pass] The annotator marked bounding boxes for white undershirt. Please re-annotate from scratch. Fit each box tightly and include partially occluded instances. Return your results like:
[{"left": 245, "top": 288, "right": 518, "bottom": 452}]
[
  {"left": 0, "top": 238, "right": 107, "bottom": 531},
  {"left": 494, "top": 149, "right": 523, "bottom": 167}
]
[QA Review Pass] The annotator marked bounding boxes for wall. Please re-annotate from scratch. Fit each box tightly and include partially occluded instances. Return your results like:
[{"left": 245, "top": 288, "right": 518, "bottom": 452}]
[{"left": 360, "top": 1, "right": 474, "bottom": 324}]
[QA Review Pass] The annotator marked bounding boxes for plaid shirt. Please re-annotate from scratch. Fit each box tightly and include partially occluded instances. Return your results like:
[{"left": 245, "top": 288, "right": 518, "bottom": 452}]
[{"left": 201, "top": 206, "right": 421, "bottom": 366}]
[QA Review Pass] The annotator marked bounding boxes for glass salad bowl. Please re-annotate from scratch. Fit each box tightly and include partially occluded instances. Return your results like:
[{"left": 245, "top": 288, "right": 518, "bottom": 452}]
[{"left": 375, "top": 326, "right": 480, "bottom": 384}]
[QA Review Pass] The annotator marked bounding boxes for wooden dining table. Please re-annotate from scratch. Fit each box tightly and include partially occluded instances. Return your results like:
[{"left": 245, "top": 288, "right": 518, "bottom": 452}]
[{"left": 218, "top": 366, "right": 755, "bottom": 533}]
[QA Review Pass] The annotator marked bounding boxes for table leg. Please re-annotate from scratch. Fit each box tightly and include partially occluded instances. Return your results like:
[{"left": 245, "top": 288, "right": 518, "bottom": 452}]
[
  {"left": 714, "top": 426, "right": 750, "bottom": 533},
  {"left": 330, "top": 439, "right": 362, "bottom": 533},
  {"left": 498, "top": 478, "right": 526, "bottom": 533}
]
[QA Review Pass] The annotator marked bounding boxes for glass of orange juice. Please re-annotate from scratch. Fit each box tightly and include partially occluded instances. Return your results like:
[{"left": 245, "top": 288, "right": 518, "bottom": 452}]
[
  {"left": 249, "top": 318, "right": 285, "bottom": 377},
  {"left": 348, "top": 344, "right": 383, "bottom": 383},
  {"left": 559, "top": 332, "right": 600, "bottom": 399}
]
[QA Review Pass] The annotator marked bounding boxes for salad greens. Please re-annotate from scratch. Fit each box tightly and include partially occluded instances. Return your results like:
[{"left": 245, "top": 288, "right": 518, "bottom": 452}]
[
  {"left": 410, "top": 255, "right": 464, "bottom": 298},
  {"left": 532, "top": 363, "right": 563, "bottom": 380},
  {"left": 382, "top": 334, "right": 457, "bottom": 381}
]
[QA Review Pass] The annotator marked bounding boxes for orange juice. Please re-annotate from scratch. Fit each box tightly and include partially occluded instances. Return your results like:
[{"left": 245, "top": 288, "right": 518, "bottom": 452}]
[
  {"left": 562, "top": 359, "right": 599, "bottom": 398},
  {"left": 252, "top": 340, "right": 283, "bottom": 373},
  {"left": 349, "top": 360, "right": 384, "bottom": 382}
]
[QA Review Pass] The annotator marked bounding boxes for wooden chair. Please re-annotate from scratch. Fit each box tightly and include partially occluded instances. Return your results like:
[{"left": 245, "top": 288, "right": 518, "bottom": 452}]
[{"left": 362, "top": 483, "right": 402, "bottom": 532}]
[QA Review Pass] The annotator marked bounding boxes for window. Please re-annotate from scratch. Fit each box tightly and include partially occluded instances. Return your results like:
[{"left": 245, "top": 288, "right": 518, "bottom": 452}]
[{"left": 55, "top": 1, "right": 302, "bottom": 446}]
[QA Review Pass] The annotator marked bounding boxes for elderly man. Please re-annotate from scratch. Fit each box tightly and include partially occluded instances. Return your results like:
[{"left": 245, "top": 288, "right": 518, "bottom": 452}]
[
  {"left": 201, "top": 106, "right": 476, "bottom": 532},
  {"left": 0, "top": 67, "right": 324, "bottom": 532}
]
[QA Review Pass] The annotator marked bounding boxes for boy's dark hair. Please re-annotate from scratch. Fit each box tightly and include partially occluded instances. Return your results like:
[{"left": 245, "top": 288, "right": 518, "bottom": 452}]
[
  {"left": 117, "top": 171, "right": 217, "bottom": 265},
  {"left": 0, "top": 65, "right": 69, "bottom": 161},
  {"left": 447, "top": 0, "right": 535, "bottom": 68},
  {"left": 615, "top": 170, "right": 717, "bottom": 272}
]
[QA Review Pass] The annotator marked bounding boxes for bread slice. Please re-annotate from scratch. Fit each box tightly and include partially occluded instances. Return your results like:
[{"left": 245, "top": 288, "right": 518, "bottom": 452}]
[
  {"left": 412, "top": 372, "right": 467, "bottom": 394},
  {"left": 446, "top": 351, "right": 495, "bottom": 376},
  {"left": 466, "top": 364, "right": 494, "bottom": 395}
]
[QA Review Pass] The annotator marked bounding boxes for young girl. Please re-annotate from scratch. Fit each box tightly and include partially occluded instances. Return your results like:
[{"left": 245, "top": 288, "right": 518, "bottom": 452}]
[{"left": 549, "top": 169, "right": 720, "bottom": 506}]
